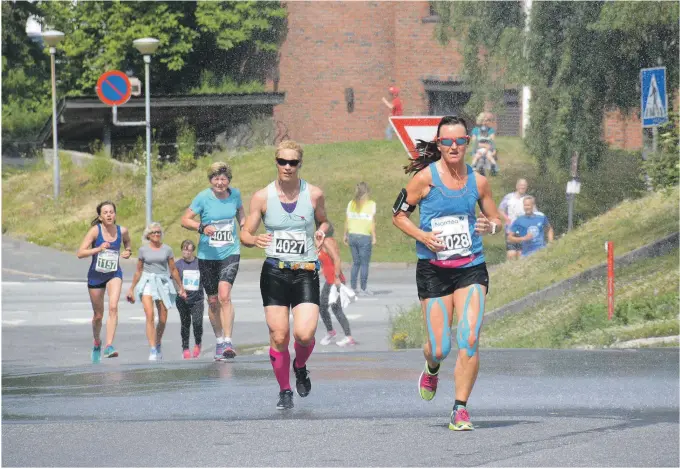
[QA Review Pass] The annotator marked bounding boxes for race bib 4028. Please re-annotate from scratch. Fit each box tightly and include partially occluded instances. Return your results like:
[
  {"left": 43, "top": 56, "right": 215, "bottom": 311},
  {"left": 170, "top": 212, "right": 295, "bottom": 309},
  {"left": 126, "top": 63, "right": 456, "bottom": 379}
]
[{"left": 431, "top": 215, "right": 472, "bottom": 260}]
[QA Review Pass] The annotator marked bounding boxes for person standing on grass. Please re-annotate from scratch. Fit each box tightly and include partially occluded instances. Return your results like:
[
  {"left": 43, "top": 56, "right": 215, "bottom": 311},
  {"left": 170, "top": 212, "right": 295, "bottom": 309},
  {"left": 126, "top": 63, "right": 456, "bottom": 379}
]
[
  {"left": 77, "top": 201, "right": 132, "bottom": 363},
  {"left": 344, "top": 182, "right": 377, "bottom": 296},
  {"left": 508, "top": 196, "right": 553, "bottom": 257},
  {"left": 392, "top": 115, "right": 502, "bottom": 431},
  {"left": 499, "top": 179, "right": 536, "bottom": 261}
]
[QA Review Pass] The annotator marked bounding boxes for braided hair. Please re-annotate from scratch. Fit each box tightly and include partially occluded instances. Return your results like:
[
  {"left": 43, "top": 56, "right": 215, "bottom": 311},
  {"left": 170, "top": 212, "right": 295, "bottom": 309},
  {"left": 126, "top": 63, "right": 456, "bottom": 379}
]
[{"left": 403, "top": 115, "right": 468, "bottom": 175}]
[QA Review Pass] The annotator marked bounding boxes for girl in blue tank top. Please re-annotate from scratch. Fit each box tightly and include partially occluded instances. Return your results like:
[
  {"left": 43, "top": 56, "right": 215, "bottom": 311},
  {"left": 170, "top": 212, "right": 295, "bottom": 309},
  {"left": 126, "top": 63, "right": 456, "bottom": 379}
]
[
  {"left": 392, "top": 116, "right": 503, "bottom": 432},
  {"left": 76, "top": 201, "right": 132, "bottom": 363}
]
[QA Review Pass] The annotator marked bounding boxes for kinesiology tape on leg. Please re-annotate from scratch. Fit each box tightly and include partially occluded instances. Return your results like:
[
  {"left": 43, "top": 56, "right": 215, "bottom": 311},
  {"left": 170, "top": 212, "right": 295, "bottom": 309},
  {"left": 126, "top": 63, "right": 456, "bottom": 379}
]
[
  {"left": 456, "top": 284, "right": 485, "bottom": 357},
  {"left": 426, "top": 297, "right": 451, "bottom": 363}
]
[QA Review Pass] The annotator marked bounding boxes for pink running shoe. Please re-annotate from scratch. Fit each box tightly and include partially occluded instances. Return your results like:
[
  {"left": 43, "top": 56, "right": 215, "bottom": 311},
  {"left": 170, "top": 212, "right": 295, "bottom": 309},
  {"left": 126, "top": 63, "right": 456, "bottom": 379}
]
[
  {"left": 192, "top": 344, "right": 201, "bottom": 358},
  {"left": 418, "top": 367, "right": 439, "bottom": 401},
  {"left": 449, "top": 406, "right": 474, "bottom": 431},
  {"left": 182, "top": 349, "right": 191, "bottom": 360}
]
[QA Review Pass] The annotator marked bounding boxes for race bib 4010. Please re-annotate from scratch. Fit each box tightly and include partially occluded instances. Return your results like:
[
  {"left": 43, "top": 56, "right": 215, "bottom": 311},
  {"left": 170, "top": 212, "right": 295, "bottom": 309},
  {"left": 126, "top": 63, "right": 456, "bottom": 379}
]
[
  {"left": 208, "top": 220, "right": 234, "bottom": 247},
  {"left": 273, "top": 231, "right": 306, "bottom": 255},
  {"left": 431, "top": 215, "right": 472, "bottom": 260}
]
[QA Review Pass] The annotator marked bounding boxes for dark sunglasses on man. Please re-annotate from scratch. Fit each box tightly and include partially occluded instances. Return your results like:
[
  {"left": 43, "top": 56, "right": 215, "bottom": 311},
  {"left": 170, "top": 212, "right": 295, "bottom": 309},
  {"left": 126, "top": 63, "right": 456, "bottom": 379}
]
[{"left": 276, "top": 158, "right": 301, "bottom": 167}]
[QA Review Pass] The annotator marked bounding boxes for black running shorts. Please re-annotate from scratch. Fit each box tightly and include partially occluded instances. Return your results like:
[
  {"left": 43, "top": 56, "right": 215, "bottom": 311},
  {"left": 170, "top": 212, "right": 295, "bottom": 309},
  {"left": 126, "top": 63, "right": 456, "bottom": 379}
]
[
  {"left": 260, "top": 260, "right": 320, "bottom": 308},
  {"left": 416, "top": 260, "right": 489, "bottom": 300},
  {"left": 198, "top": 255, "right": 240, "bottom": 297}
]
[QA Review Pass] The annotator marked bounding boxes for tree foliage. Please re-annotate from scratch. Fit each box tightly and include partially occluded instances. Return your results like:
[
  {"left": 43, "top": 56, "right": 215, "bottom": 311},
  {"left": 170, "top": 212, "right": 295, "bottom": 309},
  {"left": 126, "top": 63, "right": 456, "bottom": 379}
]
[
  {"left": 434, "top": 1, "right": 679, "bottom": 174},
  {"left": 2, "top": 0, "right": 287, "bottom": 142}
]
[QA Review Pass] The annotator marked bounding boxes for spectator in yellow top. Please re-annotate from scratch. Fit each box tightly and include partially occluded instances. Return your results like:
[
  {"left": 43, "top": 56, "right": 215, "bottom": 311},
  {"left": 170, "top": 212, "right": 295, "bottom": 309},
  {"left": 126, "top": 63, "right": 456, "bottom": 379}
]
[{"left": 343, "top": 182, "right": 377, "bottom": 296}]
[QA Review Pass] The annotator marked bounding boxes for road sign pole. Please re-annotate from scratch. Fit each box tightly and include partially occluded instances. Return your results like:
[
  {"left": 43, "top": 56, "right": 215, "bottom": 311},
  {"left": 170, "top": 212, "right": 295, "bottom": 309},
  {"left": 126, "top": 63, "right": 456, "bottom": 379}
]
[
  {"left": 607, "top": 241, "right": 614, "bottom": 321},
  {"left": 50, "top": 47, "right": 60, "bottom": 201},
  {"left": 144, "top": 56, "right": 153, "bottom": 227}
]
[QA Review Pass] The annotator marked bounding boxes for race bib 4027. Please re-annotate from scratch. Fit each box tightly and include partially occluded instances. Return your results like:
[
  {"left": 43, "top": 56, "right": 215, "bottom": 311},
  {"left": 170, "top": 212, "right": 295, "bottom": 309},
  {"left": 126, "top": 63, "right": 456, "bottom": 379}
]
[{"left": 273, "top": 231, "right": 306, "bottom": 255}]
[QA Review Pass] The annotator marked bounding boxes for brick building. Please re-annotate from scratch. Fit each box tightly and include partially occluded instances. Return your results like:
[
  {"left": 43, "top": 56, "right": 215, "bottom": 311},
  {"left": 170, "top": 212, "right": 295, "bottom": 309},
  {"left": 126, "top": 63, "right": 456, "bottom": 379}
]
[{"left": 271, "top": 1, "right": 649, "bottom": 151}]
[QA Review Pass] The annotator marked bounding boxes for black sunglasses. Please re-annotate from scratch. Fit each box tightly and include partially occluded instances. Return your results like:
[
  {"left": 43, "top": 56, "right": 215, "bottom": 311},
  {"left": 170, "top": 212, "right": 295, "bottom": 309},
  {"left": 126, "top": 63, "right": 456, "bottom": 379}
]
[{"left": 276, "top": 158, "right": 300, "bottom": 167}]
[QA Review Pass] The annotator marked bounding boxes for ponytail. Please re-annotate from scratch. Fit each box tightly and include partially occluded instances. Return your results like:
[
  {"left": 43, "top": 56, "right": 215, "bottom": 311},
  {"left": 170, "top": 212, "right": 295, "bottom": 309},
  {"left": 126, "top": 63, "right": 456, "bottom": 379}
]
[
  {"left": 403, "top": 140, "right": 442, "bottom": 174},
  {"left": 402, "top": 115, "right": 468, "bottom": 175}
]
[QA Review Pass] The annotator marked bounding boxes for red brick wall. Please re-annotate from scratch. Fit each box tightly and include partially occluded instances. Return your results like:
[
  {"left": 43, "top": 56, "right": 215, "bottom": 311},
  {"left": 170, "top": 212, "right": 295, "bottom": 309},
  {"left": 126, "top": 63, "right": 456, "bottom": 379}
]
[
  {"left": 272, "top": 1, "right": 466, "bottom": 144},
  {"left": 603, "top": 109, "right": 643, "bottom": 150}
]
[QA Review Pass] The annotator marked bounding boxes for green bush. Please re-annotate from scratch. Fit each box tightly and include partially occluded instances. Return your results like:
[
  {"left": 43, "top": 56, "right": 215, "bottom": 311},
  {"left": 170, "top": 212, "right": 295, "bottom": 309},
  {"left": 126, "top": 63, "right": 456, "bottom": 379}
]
[
  {"left": 86, "top": 154, "right": 114, "bottom": 185},
  {"left": 530, "top": 149, "right": 646, "bottom": 234},
  {"left": 388, "top": 306, "right": 426, "bottom": 350},
  {"left": 176, "top": 118, "right": 197, "bottom": 171},
  {"left": 645, "top": 112, "right": 680, "bottom": 190}
]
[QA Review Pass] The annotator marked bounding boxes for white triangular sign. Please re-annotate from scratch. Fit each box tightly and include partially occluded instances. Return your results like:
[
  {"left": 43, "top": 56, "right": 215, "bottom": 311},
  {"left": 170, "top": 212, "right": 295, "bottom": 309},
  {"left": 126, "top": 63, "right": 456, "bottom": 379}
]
[
  {"left": 644, "top": 75, "right": 666, "bottom": 119},
  {"left": 389, "top": 116, "right": 443, "bottom": 159}
]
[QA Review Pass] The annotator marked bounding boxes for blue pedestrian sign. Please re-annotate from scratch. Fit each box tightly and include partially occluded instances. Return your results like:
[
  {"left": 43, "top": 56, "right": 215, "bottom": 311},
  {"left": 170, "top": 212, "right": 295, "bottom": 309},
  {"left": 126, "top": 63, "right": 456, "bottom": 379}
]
[{"left": 641, "top": 67, "right": 668, "bottom": 128}]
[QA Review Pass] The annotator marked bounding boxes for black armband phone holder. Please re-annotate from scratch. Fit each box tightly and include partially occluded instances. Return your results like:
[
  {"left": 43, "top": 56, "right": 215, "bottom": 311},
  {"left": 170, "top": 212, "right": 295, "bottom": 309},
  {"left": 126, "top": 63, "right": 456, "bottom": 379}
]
[{"left": 392, "top": 188, "right": 416, "bottom": 215}]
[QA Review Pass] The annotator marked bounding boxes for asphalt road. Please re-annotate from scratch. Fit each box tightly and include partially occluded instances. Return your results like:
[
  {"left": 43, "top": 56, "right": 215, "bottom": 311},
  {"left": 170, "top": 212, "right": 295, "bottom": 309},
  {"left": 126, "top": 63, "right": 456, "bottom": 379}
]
[{"left": 2, "top": 237, "right": 679, "bottom": 467}]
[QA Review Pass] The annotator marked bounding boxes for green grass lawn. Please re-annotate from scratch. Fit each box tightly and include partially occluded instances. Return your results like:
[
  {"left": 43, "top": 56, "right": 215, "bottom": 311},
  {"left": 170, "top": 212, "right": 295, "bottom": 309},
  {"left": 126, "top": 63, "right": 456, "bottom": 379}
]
[
  {"left": 2, "top": 137, "right": 534, "bottom": 263},
  {"left": 481, "top": 250, "right": 679, "bottom": 348}
]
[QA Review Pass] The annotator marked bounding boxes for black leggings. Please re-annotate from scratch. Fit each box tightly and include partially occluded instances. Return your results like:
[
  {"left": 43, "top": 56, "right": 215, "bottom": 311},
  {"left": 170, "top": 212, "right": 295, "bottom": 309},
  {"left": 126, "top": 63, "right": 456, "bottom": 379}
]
[
  {"left": 177, "top": 299, "right": 204, "bottom": 349},
  {"left": 319, "top": 282, "right": 351, "bottom": 335}
]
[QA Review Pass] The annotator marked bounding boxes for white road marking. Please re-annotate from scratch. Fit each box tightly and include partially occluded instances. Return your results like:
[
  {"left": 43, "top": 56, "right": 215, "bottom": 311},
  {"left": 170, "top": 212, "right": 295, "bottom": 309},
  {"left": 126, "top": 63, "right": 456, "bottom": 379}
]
[
  {"left": 60, "top": 318, "right": 92, "bottom": 324},
  {"left": 2, "top": 319, "right": 27, "bottom": 326}
]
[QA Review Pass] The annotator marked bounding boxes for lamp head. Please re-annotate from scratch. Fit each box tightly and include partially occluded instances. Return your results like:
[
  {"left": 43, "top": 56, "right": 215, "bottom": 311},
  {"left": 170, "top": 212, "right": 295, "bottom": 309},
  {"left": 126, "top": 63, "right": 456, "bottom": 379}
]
[
  {"left": 43, "top": 30, "right": 65, "bottom": 48},
  {"left": 133, "top": 38, "right": 160, "bottom": 56}
]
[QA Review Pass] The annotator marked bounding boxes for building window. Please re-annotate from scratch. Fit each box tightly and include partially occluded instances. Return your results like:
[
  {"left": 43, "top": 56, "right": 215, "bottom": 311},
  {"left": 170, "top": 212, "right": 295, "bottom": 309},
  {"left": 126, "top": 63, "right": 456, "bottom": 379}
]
[{"left": 422, "top": 1, "right": 441, "bottom": 23}]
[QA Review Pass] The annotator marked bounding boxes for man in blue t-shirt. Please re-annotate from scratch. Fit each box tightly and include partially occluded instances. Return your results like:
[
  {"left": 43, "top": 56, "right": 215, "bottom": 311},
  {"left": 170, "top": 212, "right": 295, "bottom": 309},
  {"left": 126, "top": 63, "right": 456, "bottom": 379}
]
[{"left": 508, "top": 196, "right": 554, "bottom": 257}]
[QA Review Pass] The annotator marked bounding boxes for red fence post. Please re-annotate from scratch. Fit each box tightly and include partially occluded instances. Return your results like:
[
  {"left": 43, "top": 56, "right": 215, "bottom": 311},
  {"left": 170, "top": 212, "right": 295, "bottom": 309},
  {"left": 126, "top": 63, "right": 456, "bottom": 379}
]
[{"left": 607, "top": 241, "right": 614, "bottom": 320}]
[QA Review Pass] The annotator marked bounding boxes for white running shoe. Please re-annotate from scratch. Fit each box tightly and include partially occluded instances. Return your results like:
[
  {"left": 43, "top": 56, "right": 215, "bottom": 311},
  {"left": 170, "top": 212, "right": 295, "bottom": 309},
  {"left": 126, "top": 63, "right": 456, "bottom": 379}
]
[
  {"left": 336, "top": 336, "right": 356, "bottom": 347},
  {"left": 148, "top": 348, "right": 158, "bottom": 361},
  {"left": 320, "top": 330, "right": 337, "bottom": 345}
]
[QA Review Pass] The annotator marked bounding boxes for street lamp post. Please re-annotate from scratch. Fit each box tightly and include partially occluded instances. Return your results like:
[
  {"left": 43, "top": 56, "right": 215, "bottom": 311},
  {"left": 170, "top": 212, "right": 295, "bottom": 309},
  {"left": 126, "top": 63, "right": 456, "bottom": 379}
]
[
  {"left": 43, "top": 30, "right": 65, "bottom": 201},
  {"left": 132, "top": 38, "right": 160, "bottom": 227}
]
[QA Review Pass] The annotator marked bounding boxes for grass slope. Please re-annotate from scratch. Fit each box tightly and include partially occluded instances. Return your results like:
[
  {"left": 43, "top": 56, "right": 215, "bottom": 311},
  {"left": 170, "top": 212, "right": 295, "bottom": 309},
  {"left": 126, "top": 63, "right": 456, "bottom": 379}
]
[{"left": 481, "top": 250, "right": 679, "bottom": 348}]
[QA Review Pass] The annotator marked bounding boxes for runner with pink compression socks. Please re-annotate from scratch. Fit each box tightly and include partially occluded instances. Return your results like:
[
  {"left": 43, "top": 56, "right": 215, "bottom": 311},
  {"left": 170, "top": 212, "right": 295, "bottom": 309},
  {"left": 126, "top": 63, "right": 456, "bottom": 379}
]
[{"left": 240, "top": 140, "right": 331, "bottom": 410}]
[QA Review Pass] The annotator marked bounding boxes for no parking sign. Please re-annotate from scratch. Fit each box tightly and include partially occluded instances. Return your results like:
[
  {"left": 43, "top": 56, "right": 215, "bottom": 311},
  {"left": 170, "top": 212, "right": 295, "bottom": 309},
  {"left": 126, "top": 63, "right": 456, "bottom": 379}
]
[{"left": 96, "top": 70, "right": 132, "bottom": 106}]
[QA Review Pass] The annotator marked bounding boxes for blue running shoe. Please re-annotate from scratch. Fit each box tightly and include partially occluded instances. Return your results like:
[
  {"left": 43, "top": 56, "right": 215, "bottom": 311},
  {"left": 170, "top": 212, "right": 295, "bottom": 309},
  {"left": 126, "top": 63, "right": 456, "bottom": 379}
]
[
  {"left": 103, "top": 345, "right": 118, "bottom": 358},
  {"left": 92, "top": 343, "right": 102, "bottom": 363}
]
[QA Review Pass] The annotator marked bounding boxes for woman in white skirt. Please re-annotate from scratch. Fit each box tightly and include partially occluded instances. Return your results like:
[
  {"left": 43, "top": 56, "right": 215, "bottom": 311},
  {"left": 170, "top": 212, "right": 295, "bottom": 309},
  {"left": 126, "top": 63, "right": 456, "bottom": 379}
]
[{"left": 127, "top": 222, "right": 186, "bottom": 360}]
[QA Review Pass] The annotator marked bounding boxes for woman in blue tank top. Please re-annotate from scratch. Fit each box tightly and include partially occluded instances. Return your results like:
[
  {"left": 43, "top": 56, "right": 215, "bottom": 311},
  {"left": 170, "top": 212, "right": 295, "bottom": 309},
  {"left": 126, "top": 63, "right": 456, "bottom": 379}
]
[
  {"left": 392, "top": 116, "right": 502, "bottom": 431},
  {"left": 240, "top": 140, "right": 331, "bottom": 411},
  {"left": 76, "top": 201, "right": 132, "bottom": 363}
]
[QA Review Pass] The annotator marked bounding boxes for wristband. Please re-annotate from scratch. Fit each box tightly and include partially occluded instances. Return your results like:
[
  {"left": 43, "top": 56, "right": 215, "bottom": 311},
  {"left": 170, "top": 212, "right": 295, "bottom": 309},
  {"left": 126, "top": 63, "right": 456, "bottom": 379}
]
[{"left": 198, "top": 223, "right": 205, "bottom": 234}]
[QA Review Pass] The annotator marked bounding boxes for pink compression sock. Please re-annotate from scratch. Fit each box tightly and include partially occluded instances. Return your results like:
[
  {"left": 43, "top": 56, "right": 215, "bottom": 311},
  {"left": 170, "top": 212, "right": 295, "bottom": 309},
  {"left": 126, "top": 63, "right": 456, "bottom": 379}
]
[
  {"left": 269, "top": 348, "right": 291, "bottom": 392},
  {"left": 294, "top": 339, "right": 315, "bottom": 368}
]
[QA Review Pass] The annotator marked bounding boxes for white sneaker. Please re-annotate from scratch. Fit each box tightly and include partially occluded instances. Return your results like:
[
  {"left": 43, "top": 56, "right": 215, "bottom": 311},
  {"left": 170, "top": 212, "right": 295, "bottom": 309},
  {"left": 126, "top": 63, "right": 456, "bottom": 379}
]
[
  {"left": 361, "top": 289, "right": 374, "bottom": 296},
  {"left": 336, "top": 336, "right": 356, "bottom": 347},
  {"left": 320, "top": 330, "right": 337, "bottom": 345},
  {"left": 148, "top": 348, "right": 158, "bottom": 361}
]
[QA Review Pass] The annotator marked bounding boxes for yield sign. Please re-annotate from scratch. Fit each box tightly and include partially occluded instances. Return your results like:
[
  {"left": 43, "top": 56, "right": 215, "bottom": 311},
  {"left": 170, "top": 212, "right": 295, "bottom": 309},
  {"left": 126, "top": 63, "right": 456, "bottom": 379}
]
[{"left": 389, "top": 116, "right": 443, "bottom": 159}]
